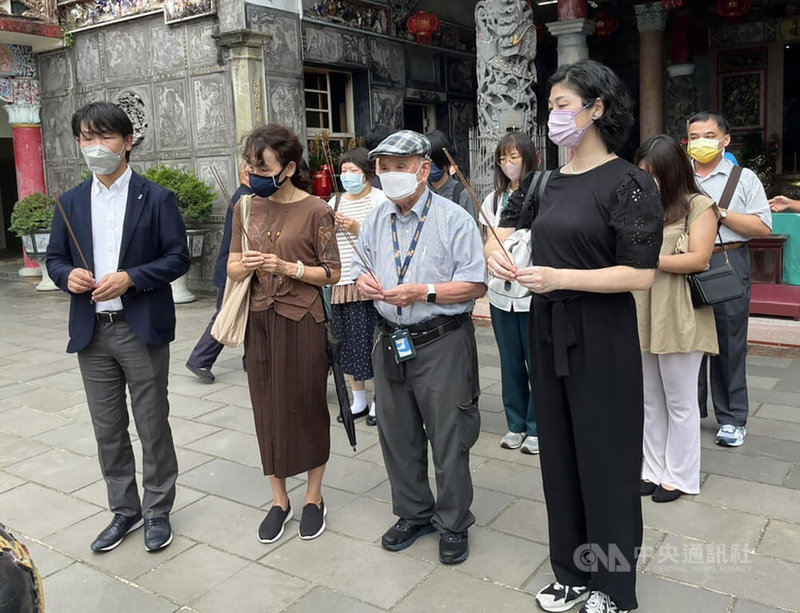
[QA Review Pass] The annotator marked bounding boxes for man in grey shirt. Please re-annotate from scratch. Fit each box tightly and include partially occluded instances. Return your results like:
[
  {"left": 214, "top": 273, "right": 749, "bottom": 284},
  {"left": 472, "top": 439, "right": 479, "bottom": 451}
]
[
  {"left": 353, "top": 130, "right": 486, "bottom": 564},
  {"left": 687, "top": 112, "right": 772, "bottom": 448}
]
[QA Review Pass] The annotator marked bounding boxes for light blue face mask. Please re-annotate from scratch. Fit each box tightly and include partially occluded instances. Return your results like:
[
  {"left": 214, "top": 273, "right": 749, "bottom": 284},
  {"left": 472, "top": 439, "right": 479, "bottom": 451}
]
[{"left": 340, "top": 172, "right": 366, "bottom": 194}]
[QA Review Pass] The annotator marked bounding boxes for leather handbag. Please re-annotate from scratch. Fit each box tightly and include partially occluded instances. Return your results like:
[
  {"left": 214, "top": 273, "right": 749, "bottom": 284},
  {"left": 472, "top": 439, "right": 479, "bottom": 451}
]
[
  {"left": 685, "top": 167, "right": 745, "bottom": 308},
  {"left": 211, "top": 195, "right": 253, "bottom": 347}
]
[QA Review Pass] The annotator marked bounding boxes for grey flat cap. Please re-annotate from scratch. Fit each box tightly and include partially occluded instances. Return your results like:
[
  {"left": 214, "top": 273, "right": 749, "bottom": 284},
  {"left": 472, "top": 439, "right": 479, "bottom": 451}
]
[{"left": 368, "top": 130, "right": 431, "bottom": 160}]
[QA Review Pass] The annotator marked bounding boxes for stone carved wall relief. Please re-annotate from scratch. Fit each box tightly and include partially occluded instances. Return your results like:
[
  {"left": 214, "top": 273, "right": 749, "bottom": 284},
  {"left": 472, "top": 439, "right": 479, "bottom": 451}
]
[
  {"left": 369, "top": 39, "right": 404, "bottom": 88},
  {"left": 42, "top": 96, "right": 75, "bottom": 160},
  {"left": 192, "top": 74, "right": 229, "bottom": 148},
  {"left": 156, "top": 80, "right": 190, "bottom": 151},
  {"left": 103, "top": 24, "right": 150, "bottom": 80},
  {"left": 187, "top": 21, "right": 218, "bottom": 68},
  {"left": 75, "top": 32, "right": 101, "bottom": 85},
  {"left": 267, "top": 77, "right": 304, "bottom": 136},
  {"left": 372, "top": 89, "right": 403, "bottom": 129},
  {"left": 304, "top": 25, "right": 344, "bottom": 63},
  {"left": 150, "top": 24, "right": 187, "bottom": 73},
  {"left": 39, "top": 52, "right": 72, "bottom": 95},
  {"left": 248, "top": 6, "right": 301, "bottom": 76}
]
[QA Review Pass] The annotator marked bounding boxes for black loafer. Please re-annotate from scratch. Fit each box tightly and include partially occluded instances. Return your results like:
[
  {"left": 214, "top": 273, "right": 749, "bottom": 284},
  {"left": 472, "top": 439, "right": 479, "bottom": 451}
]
[
  {"left": 144, "top": 516, "right": 173, "bottom": 552},
  {"left": 652, "top": 486, "right": 683, "bottom": 503},
  {"left": 439, "top": 530, "right": 469, "bottom": 564},
  {"left": 640, "top": 480, "right": 657, "bottom": 496},
  {"left": 298, "top": 500, "right": 327, "bottom": 540},
  {"left": 186, "top": 362, "right": 215, "bottom": 383},
  {"left": 381, "top": 519, "right": 435, "bottom": 551},
  {"left": 258, "top": 504, "right": 293, "bottom": 544},
  {"left": 91, "top": 512, "right": 143, "bottom": 552},
  {"left": 366, "top": 414, "right": 377, "bottom": 426},
  {"left": 337, "top": 407, "right": 369, "bottom": 423}
]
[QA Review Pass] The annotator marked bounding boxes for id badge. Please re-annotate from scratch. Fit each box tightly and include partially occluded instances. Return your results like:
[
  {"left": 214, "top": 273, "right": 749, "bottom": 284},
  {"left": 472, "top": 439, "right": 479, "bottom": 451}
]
[{"left": 390, "top": 328, "right": 416, "bottom": 363}]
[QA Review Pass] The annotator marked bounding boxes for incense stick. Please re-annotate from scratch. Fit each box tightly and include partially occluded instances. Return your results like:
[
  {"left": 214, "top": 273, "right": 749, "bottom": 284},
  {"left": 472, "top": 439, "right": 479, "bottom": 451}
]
[
  {"left": 54, "top": 197, "right": 91, "bottom": 271},
  {"left": 210, "top": 165, "right": 253, "bottom": 246}
]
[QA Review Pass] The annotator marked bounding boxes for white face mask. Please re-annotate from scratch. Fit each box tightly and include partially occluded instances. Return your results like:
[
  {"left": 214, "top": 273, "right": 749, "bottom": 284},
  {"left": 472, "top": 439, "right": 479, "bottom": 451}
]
[
  {"left": 380, "top": 165, "right": 423, "bottom": 201},
  {"left": 81, "top": 143, "right": 125, "bottom": 176}
]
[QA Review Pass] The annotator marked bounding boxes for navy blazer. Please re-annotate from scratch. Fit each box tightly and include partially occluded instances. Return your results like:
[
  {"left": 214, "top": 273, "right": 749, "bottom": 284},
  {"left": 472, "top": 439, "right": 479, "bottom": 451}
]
[
  {"left": 213, "top": 184, "right": 253, "bottom": 288},
  {"left": 46, "top": 171, "right": 191, "bottom": 353}
]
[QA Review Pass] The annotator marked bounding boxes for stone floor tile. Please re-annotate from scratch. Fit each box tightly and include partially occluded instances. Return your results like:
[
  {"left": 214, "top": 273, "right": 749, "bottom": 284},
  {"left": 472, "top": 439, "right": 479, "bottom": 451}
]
[
  {"left": 330, "top": 423, "right": 379, "bottom": 457},
  {"left": 471, "top": 485, "right": 515, "bottom": 526},
  {"left": 261, "top": 532, "right": 433, "bottom": 609},
  {"left": 0, "top": 406, "right": 71, "bottom": 437},
  {"left": 0, "top": 483, "right": 101, "bottom": 538},
  {"left": 730, "top": 435, "right": 800, "bottom": 464},
  {"left": 478, "top": 393, "right": 505, "bottom": 414},
  {"left": 43, "top": 562, "right": 177, "bottom": 613},
  {"left": 32, "top": 421, "right": 99, "bottom": 457},
  {"left": 0, "top": 470, "right": 25, "bottom": 493},
  {"left": 352, "top": 440, "right": 385, "bottom": 466},
  {"left": 470, "top": 458, "right": 545, "bottom": 501},
  {"left": 785, "top": 467, "right": 800, "bottom": 490},
  {"left": 489, "top": 498, "right": 549, "bottom": 545},
  {"left": 283, "top": 587, "right": 384, "bottom": 613},
  {"left": 470, "top": 431, "right": 541, "bottom": 467},
  {"left": 168, "top": 416, "right": 221, "bottom": 447},
  {"left": 201, "top": 384, "right": 253, "bottom": 408},
  {"left": 747, "top": 375, "right": 781, "bottom": 390},
  {"left": 754, "top": 403, "right": 800, "bottom": 424},
  {"left": 167, "top": 393, "right": 226, "bottom": 420},
  {"left": 174, "top": 446, "right": 215, "bottom": 472},
  {"left": 171, "top": 494, "right": 293, "bottom": 560},
  {"left": 479, "top": 409, "right": 517, "bottom": 435},
  {"left": 0, "top": 358, "right": 78, "bottom": 382},
  {"left": 193, "top": 403, "right": 256, "bottom": 433},
  {"left": 393, "top": 566, "right": 535, "bottom": 612},
  {"left": 744, "top": 417, "right": 800, "bottom": 444},
  {"left": 749, "top": 387, "right": 800, "bottom": 409},
  {"left": 137, "top": 543, "right": 250, "bottom": 603},
  {"left": 327, "top": 496, "right": 394, "bottom": 543},
  {"left": 364, "top": 478, "right": 393, "bottom": 503},
  {"left": 757, "top": 519, "right": 800, "bottom": 564},
  {"left": 191, "top": 562, "right": 311, "bottom": 613},
  {"left": 5, "top": 448, "right": 101, "bottom": 493},
  {"left": 0, "top": 433, "right": 58, "bottom": 469},
  {"left": 184, "top": 429, "right": 262, "bottom": 468},
  {"left": 26, "top": 371, "right": 86, "bottom": 394},
  {"left": 635, "top": 572, "right": 733, "bottom": 612},
  {"left": 22, "top": 539, "right": 75, "bottom": 578},
  {"left": 701, "top": 447, "right": 792, "bottom": 485},
  {"left": 319, "top": 455, "right": 390, "bottom": 495},
  {"left": 700, "top": 475, "right": 800, "bottom": 523},
  {"left": 733, "top": 600, "right": 795, "bottom": 613},
  {"left": 210, "top": 368, "right": 248, "bottom": 387},
  {"left": 168, "top": 373, "right": 233, "bottom": 398},
  {"left": 72, "top": 478, "right": 206, "bottom": 514},
  {"left": 46, "top": 513, "right": 195, "bottom": 579},
  {"left": 180, "top": 457, "right": 272, "bottom": 507},
  {"left": 639, "top": 527, "right": 666, "bottom": 569},
  {"left": 521, "top": 564, "right": 556, "bottom": 597},
  {"left": 643, "top": 496, "right": 766, "bottom": 549},
  {"left": 746, "top": 355, "right": 793, "bottom": 369},
  {"left": 647, "top": 534, "right": 800, "bottom": 611}
]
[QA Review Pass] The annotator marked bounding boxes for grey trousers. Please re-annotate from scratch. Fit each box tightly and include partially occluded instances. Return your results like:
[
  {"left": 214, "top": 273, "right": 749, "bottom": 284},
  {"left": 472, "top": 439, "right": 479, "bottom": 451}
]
[
  {"left": 698, "top": 246, "right": 751, "bottom": 427},
  {"left": 372, "top": 319, "right": 481, "bottom": 534},
  {"left": 78, "top": 320, "right": 178, "bottom": 518}
]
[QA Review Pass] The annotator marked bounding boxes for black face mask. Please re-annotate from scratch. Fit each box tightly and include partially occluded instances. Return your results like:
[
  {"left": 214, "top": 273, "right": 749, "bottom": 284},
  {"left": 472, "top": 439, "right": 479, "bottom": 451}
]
[{"left": 249, "top": 169, "right": 287, "bottom": 198}]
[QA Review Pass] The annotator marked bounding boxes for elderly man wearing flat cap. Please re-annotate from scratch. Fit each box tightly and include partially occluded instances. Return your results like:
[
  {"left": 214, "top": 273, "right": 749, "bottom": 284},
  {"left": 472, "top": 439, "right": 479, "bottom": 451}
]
[{"left": 353, "top": 130, "right": 486, "bottom": 564}]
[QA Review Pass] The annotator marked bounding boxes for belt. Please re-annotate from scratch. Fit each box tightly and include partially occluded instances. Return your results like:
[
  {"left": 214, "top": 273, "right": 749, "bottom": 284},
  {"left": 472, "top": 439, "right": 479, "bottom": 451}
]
[
  {"left": 379, "top": 313, "right": 469, "bottom": 347},
  {"left": 95, "top": 311, "right": 125, "bottom": 323},
  {"left": 713, "top": 242, "right": 746, "bottom": 254}
]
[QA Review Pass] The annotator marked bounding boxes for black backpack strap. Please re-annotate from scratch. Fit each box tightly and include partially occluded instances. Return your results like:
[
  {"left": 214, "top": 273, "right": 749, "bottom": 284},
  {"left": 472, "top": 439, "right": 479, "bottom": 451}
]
[
  {"left": 520, "top": 170, "right": 552, "bottom": 221},
  {"left": 452, "top": 179, "right": 465, "bottom": 203}
]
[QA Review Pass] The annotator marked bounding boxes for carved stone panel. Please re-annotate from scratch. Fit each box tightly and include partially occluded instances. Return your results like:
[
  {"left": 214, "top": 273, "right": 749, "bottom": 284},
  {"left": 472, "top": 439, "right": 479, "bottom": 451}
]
[
  {"left": 342, "top": 33, "right": 368, "bottom": 67},
  {"left": 75, "top": 88, "right": 107, "bottom": 110},
  {"left": 110, "top": 85, "right": 153, "bottom": 154},
  {"left": 187, "top": 21, "right": 218, "bottom": 68},
  {"left": 155, "top": 80, "right": 190, "bottom": 152},
  {"left": 42, "top": 96, "right": 75, "bottom": 161},
  {"left": 75, "top": 33, "right": 101, "bottom": 86},
  {"left": 372, "top": 89, "right": 403, "bottom": 129},
  {"left": 217, "top": 0, "right": 245, "bottom": 32},
  {"left": 46, "top": 164, "right": 78, "bottom": 197},
  {"left": 191, "top": 74, "right": 229, "bottom": 149},
  {"left": 249, "top": 6, "right": 301, "bottom": 76},
  {"left": 304, "top": 24, "right": 343, "bottom": 64},
  {"left": 39, "top": 52, "right": 72, "bottom": 96},
  {"left": 103, "top": 23, "right": 150, "bottom": 81},
  {"left": 369, "top": 39, "right": 404, "bottom": 89},
  {"left": 151, "top": 24, "right": 186, "bottom": 74},
  {"left": 267, "top": 76, "right": 304, "bottom": 136},
  {"left": 196, "top": 155, "right": 234, "bottom": 212}
]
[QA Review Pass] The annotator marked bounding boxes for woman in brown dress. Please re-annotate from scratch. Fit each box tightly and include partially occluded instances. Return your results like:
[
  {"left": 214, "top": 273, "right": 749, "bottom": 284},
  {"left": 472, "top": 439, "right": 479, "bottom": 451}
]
[{"left": 228, "top": 124, "right": 340, "bottom": 543}]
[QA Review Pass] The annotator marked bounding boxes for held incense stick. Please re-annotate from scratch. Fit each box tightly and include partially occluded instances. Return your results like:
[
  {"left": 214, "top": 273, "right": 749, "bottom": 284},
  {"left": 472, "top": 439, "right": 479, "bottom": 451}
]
[
  {"left": 209, "top": 165, "right": 253, "bottom": 247},
  {"left": 54, "top": 196, "right": 91, "bottom": 272}
]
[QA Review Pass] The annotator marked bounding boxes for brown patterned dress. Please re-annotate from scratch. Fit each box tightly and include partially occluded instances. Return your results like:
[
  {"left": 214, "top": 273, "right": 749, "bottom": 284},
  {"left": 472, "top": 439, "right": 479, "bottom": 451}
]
[{"left": 231, "top": 194, "right": 340, "bottom": 478}]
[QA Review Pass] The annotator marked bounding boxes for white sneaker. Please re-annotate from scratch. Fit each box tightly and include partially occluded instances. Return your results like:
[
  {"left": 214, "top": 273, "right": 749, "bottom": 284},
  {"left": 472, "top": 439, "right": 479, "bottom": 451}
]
[
  {"left": 500, "top": 431, "right": 525, "bottom": 449},
  {"left": 579, "top": 590, "right": 629, "bottom": 613},
  {"left": 715, "top": 425, "right": 746, "bottom": 447},
  {"left": 535, "top": 581, "right": 590, "bottom": 612},
  {"left": 521, "top": 435, "right": 539, "bottom": 455}
]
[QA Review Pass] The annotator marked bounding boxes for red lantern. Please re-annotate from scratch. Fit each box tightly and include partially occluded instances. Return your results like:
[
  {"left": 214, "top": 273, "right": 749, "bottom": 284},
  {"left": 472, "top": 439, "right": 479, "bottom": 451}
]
[
  {"left": 407, "top": 10, "right": 440, "bottom": 45},
  {"left": 312, "top": 163, "right": 333, "bottom": 200},
  {"left": 663, "top": 0, "right": 683, "bottom": 8},
  {"left": 716, "top": 0, "right": 750, "bottom": 18},
  {"left": 594, "top": 11, "right": 619, "bottom": 37}
]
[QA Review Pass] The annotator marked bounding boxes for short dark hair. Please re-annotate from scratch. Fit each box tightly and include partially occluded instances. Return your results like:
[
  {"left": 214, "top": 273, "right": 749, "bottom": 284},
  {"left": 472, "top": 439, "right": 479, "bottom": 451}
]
[
  {"left": 71, "top": 101, "right": 134, "bottom": 161},
  {"left": 493, "top": 131, "right": 537, "bottom": 195},
  {"left": 364, "top": 124, "right": 393, "bottom": 151},
  {"left": 548, "top": 59, "right": 633, "bottom": 153},
  {"left": 687, "top": 111, "right": 730, "bottom": 135},
  {"left": 339, "top": 147, "right": 374, "bottom": 179},
  {"left": 425, "top": 129, "right": 455, "bottom": 170},
  {"left": 634, "top": 134, "right": 703, "bottom": 224},
  {"left": 243, "top": 124, "right": 312, "bottom": 192}
]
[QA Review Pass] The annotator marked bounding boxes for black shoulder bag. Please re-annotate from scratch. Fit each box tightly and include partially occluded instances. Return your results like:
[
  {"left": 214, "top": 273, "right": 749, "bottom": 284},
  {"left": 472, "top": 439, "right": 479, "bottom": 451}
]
[{"left": 686, "top": 166, "right": 745, "bottom": 307}]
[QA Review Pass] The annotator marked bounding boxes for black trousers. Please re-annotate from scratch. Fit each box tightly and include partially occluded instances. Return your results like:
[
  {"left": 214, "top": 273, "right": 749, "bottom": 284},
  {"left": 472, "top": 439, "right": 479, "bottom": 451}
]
[{"left": 531, "top": 292, "right": 643, "bottom": 610}]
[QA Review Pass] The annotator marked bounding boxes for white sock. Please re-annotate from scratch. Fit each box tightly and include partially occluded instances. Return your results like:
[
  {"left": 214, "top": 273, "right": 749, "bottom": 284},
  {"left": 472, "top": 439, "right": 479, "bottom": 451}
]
[
  {"left": 369, "top": 400, "right": 376, "bottom": 417},
  {"left": 351, "top": 389, "right": 367, "bottom": 414}
]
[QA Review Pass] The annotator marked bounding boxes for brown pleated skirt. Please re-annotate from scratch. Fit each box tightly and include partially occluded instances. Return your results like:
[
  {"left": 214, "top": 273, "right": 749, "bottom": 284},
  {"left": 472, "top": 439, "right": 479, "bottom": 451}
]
[{"left": 244, "top": 308, "right": 330, "bottom": 478}]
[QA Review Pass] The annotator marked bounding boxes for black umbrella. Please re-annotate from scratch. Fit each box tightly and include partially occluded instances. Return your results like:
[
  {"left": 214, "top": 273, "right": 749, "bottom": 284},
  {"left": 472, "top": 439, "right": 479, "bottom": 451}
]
[{"left": 321, "top": 287, "right": 357, "bottom": 451}]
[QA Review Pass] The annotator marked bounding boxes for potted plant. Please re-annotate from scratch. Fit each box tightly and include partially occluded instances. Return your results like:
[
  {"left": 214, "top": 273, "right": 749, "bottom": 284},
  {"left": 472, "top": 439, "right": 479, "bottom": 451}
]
[
  {"left": 8, "top": 192, "right": 58, "bottom": 291},
  {"left": 142, "top": 165, "right": 216, "bottom": 303}
]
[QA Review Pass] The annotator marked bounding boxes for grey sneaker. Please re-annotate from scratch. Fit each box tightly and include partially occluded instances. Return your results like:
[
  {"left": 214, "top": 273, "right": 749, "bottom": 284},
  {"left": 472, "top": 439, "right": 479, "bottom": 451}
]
[
  {"left": 500, "top": 431, "right": 526, "bottom": 449},
  {"left": 716, "top": 425, "right": 745, "bottom": 447},
  {"left": 536, "top": 581, "right": 590, "bottom": 612},
  {"left": 521, "top": 435, "right": 539, "bottom": 455},
  {"left": 579, "top": 590, "right": 629, "bottom": 613}
]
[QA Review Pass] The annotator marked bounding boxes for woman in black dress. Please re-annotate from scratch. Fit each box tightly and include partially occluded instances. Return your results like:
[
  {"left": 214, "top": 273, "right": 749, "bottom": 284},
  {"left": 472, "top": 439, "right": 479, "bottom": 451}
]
[{"left": 485, "top": 60, "right": 663, "bottom": 613}]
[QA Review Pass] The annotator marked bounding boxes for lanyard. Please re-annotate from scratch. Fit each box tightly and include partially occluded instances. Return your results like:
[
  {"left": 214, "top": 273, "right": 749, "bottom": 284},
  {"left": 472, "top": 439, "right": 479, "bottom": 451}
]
[{"left": 390, "top": 193, "right": 433, "bottom": 317}]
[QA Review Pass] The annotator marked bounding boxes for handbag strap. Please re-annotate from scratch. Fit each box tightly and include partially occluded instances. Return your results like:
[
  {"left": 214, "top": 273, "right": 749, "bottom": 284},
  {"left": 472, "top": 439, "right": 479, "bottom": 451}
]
[
  {"left": 711, "top": 165, "right": 742, "bottom": 261},
  {"left": 240, "top": 194, "right": 252, "bottom": 251}
]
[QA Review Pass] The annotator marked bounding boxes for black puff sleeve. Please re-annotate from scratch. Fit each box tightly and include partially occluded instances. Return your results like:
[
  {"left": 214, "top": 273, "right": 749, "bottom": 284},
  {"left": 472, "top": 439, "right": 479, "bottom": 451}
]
[
  {"left": 498, "top": 171, "right": 534, "bottom": 229},
  {"left": 610, "top": 168, "right": 664, "bottom": 269}
]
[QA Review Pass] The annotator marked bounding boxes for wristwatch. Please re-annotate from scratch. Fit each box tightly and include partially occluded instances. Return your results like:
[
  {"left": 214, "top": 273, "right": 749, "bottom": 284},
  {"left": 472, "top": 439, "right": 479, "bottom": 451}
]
[
  {"left": 719, "top": 208, "right": 728, "bottom": 222},
  {"left": 426, "top": 283, "right": 437, "bottom": 303}
]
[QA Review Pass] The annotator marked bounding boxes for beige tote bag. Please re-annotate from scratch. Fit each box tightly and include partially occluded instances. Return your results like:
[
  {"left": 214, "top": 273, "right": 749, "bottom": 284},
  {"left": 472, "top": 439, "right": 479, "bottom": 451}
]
[{"left": 211, "top": 195, "right": 253, "bottom": 348}]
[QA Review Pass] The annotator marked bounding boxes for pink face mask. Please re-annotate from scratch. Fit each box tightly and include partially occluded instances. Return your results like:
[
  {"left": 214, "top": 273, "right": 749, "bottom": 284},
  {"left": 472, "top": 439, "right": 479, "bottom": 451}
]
[
  {"left": 500, "top": 162, "right": 523, "bottom": 183},
  {"left": 548, "top": 102, "right": 595, "bottom": 148}
]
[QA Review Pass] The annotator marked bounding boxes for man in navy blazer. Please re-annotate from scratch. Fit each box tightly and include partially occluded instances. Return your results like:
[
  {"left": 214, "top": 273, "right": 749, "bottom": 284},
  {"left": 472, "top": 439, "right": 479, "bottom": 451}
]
[{"left": 46, "top": 102, "right": 189, "bottom": 554}]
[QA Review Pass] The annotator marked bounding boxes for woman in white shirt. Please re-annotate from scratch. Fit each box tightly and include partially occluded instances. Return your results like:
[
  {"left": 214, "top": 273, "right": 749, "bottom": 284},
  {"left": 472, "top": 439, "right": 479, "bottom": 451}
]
[
  {"left": 480, "top": 132, "right": 540, "bottom": 453},
  {"left": 328, "top": 148, "right": 385, "bottom": 426}
]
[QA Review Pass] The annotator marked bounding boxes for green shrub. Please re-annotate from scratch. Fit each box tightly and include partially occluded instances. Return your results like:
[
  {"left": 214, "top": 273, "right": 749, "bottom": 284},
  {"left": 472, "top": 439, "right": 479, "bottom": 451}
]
[
  {"left": 8, "top": 192, "right": 56, "bottom": 237},
  {"left": 142, "top": 165, "right": 216, "bottom": 226}
]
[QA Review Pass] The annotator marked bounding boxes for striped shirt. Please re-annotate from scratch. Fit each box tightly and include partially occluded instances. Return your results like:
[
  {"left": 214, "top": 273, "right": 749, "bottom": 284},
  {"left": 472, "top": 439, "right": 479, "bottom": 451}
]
[
  {"left": 352, "top": 187, "right": 486, "bottom": 325},
  {"left": 328, "top": 188, "right": 384, "bottom": 286}
]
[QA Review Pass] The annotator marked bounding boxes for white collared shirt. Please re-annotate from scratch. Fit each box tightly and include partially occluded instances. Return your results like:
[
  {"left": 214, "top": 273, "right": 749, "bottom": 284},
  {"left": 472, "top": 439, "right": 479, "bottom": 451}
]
[{"left": 91, "top": 166, "right": 132, "bottom": 312}]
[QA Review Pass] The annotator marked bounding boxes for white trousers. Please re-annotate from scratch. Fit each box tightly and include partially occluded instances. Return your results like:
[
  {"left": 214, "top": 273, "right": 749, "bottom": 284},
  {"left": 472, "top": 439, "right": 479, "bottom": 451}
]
[{"left": 641, "top": 351, "right": 704, "bottom": 494}]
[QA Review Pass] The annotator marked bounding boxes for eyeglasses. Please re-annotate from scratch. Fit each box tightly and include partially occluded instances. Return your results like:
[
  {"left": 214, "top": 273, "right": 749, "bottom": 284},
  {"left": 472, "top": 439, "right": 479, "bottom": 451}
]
[{"left": 497, "top": 154, "right": 523, "bottom": 166}]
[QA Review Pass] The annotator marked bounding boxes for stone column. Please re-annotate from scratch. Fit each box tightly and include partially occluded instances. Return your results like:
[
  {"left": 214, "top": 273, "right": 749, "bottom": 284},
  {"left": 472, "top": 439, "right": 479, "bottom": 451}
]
[
  {"left": 214, "top": 30, "right": 271, "bottom": 150},
  {"left": 4, "top": 103, "right": 48, "bottom": 280},
  {"left": 635, "top": 2, "right": 667, "bottom": 142}
]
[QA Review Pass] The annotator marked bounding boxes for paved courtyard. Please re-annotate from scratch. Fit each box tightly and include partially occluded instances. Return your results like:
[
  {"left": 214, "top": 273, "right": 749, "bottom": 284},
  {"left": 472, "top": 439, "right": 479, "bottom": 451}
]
[{"left": 0, "top": 277, "right": 798, "bottom": 613}]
